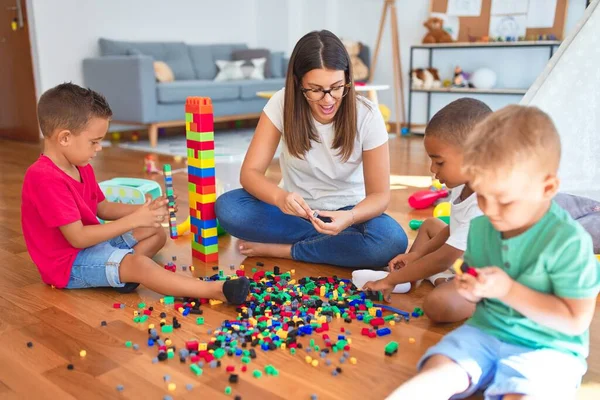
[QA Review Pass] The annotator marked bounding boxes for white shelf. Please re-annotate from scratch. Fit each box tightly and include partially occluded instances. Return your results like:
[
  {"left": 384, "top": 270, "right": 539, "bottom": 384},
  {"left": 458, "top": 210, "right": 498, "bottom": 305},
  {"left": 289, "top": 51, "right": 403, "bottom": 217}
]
[
  {"left": 411, "top": 87, "right": 527, "bottom": 95},
  {"left": 413, "top": 40, "right": 561, "bottom": 49}
]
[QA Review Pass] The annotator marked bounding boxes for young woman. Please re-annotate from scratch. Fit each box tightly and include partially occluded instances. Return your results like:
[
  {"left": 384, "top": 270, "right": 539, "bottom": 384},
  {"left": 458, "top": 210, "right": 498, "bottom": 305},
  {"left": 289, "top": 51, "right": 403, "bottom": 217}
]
[{"left": 216, "top": 30, "right": 407, "bottom": 268}]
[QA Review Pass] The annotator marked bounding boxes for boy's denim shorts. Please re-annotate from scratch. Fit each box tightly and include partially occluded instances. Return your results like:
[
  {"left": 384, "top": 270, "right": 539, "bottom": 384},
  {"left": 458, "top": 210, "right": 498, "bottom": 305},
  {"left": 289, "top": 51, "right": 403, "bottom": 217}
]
[
  {"left": 417, "top": 324, "right": 585, "bottom": 400},
  {"left": 65, "top": 232, "right": 138, "bottom": 289}
]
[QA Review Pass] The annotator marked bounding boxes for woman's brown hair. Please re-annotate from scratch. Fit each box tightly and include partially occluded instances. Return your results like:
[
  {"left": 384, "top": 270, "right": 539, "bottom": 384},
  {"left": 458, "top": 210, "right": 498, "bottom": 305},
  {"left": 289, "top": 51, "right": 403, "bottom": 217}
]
[{"left": 283, "top": 30, "right": 360, "bottom": 162}]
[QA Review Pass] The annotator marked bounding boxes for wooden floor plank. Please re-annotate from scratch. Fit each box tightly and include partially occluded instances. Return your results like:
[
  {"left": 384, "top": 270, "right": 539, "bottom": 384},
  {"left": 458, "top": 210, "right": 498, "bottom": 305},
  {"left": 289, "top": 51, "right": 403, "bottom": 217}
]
[
  {"left": 97, "top": 366, "right": 166, "bottom": 399},
  {"left": 0, "top": 346, "right": 76, "bottom": 400},
  {"left": 0, "top": 326, "right": 68, "bottom": 374},
  {"left": 43, "top": 365, "right": 120, "bottom": 400},
  {"left": 22, "top": 317, "right": 120, "bottom": 377},
  {"left": 33, "top": 307, "right": 140, "bottom": 367}
]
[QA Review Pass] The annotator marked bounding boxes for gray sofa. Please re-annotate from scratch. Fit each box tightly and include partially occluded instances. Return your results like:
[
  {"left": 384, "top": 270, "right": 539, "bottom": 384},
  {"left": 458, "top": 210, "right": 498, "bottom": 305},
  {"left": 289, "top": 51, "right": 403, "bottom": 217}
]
[
  {"left": 83, "top": 38, "right": 371, "bottom": 147},
  {"left": 83, "top": 39, "right": 287, "bottom": 146}
]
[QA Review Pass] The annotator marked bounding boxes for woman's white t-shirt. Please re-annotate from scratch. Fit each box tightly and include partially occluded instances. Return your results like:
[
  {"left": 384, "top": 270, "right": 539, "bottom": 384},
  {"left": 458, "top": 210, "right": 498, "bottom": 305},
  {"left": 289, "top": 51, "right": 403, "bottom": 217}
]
[{"left": 263, "top": 89, "right": 388, "bottom": 211}]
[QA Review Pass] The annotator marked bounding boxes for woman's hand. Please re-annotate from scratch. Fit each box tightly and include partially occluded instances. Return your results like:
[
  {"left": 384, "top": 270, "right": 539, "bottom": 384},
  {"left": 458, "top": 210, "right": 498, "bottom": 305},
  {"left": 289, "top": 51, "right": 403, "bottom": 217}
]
[
  {"left": 310, "top": 210, "right": 354, "bottom": 235},
  {"left": 275, "top": 191, "right": 313, "bottom": 218}
]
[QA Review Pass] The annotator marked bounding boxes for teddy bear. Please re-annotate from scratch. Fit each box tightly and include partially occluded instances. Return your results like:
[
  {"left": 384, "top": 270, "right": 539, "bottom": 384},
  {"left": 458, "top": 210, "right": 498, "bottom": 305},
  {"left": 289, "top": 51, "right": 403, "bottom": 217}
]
[
  {"left": 411, "top": 68, "right": 442, "bottom": 89},
  {"left": 422, "top": 17, "right": 454, "bottom": 44},
  {"left": 342, "top": 39, "right": 369, "bottom": 82}
]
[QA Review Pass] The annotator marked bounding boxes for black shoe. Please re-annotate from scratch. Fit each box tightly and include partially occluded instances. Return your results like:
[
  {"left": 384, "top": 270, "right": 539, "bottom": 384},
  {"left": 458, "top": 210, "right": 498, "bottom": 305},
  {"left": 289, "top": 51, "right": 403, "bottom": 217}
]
[{"left": 114, "top": 282, "right": 140, "bottom": 293}]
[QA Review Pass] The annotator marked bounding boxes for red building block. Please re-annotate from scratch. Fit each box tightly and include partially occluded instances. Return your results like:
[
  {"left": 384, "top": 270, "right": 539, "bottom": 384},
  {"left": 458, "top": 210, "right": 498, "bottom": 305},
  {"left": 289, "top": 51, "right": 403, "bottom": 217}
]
[
  {"left": 186, "top": 340, "right": 199, "bottom": 351},
  {"left": 192, "top": 250, "right": 219, "bottom": 263}
]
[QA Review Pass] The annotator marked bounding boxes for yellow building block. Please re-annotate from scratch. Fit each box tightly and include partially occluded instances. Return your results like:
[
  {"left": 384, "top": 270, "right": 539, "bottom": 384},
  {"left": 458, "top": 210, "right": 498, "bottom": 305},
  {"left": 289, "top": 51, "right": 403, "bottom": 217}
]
[
  {"left": 276, "top": 329, "right": 288, "bottom": 339},
  {"left": 188, "top": 156, "right": 215, "bottom": 169},
  {"left": 189, "top": 192, "right": 217, "bottom": 206},
  {"left": 201, "top": 227, "right": 218, "bottom": 237},
  {"left": 199, "top": 343, "right": 207, "bottom": 351}
]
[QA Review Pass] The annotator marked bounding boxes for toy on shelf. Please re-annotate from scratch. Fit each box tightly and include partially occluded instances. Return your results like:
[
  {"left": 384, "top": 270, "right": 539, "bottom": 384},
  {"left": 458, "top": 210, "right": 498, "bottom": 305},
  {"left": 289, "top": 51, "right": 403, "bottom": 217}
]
[
  {"left": 144, "top": 155, "right": 160, "bottom": 174},
  {"left": 470, "top": 68, "right": 497, "bottom": 90},
  {"left": 411, "top": 68, "right": 442, "bottom": 90},
  {"left": 186, "top": 97, "right": 219, "bottom": 264},
  {"left": 422, "top": 17, "right": 453, "bottom": 44},
  {"left": 163, "top": 164, "right": 178, "bottom": 239},
  {"left": 452, "top": 66, "right": 473, "bottom": 88},
  {"left": 408, "top": 188, "right": 449, "bottom": 209},
  {"left": 131, "top": 131, "right": 140, "bottom": 142}
]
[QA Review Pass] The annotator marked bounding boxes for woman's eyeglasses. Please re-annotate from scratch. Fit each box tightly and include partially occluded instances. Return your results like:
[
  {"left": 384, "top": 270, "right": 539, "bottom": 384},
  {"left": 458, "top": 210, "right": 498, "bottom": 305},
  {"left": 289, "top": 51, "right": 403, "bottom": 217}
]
[{"left": 300, "top": 83, "right": 351, "bottom": 102}]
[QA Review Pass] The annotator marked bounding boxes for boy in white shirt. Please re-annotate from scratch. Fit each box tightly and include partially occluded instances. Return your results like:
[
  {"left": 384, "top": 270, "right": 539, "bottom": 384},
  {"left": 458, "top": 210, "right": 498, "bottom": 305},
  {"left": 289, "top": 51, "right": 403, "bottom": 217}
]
[{"left": 362, "top": 98, "right": 489, "bottom": 322}]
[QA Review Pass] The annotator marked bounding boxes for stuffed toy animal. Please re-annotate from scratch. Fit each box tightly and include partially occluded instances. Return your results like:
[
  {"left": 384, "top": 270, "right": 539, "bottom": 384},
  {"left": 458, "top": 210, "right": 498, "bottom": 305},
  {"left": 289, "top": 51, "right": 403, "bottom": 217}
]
[
  {"left": 422, "top": 17, "right": 454, "bottom": 44},
  {"left": 342, "top": 39, "right": 369, "bottom": 82},
  {"left": 411, "top": 68, "right": 441, "bottom": 89}
]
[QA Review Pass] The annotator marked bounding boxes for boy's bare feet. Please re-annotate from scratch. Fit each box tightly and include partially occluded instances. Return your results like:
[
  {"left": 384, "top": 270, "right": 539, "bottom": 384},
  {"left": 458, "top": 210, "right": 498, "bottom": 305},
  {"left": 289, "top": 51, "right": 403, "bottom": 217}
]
[{"left": 238, "top": 241, "right": 292, "bottom": 259}]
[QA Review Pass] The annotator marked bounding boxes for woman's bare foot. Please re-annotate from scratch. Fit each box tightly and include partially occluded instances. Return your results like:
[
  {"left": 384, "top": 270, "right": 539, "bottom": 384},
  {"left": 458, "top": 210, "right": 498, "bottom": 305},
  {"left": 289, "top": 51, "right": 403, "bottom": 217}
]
[{"left": 238, "top": 241, "right": 292, "bottom": 259}]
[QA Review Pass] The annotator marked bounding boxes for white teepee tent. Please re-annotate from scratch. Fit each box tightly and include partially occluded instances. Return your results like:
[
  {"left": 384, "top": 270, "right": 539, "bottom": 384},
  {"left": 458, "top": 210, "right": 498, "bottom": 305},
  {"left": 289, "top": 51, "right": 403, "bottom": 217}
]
[{"left": 521, "top": 0, "right": 600, "bottom": 200}]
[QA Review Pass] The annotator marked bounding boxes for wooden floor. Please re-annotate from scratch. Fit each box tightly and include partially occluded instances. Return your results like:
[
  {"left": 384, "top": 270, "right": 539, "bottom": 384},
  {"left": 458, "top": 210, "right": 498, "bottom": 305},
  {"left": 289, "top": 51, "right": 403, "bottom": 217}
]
[{"left": 0, "top": 136, "right": 599, "bottom": 400}]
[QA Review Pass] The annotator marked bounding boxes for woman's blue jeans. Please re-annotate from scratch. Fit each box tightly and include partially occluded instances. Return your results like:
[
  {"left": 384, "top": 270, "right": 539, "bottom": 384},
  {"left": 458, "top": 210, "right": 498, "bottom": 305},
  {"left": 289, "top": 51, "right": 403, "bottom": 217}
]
[{"left": 215, "top": 189, "right": 408, "bottom": 268}]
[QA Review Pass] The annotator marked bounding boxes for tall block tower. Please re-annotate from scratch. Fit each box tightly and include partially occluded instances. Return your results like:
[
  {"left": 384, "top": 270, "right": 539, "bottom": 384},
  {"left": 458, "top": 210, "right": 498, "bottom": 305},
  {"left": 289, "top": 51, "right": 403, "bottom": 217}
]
[{"left": 186, "top": 97, "right": 218, "bottom": 264}]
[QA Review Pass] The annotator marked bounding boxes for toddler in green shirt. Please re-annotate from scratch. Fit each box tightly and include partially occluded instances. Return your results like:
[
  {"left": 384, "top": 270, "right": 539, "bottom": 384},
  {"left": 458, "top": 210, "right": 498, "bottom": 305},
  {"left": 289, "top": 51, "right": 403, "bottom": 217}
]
[{"left": 388, "top": 105, "right": 600, "bottom": 400}]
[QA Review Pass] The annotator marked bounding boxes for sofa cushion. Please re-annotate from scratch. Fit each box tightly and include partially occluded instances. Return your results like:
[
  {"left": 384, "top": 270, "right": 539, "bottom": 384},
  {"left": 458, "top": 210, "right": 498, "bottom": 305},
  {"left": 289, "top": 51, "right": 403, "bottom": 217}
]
[
  {"left": 188, "top": 43, "right": 248, "bottom": 80},
  {"left": 156, "top": 80, "right": 241, "bottom": 103},
  {"left": 270, "top": 51, "right": 284, "bottom": 78},
  {"left": 98, "top": 38, "right": 195, "bottom": 80},
  {"left": 238, "top": 79, "right": 286, "bottom": 100},
  {"left": 232, "top": 48, "right": 271, "bottom": 77}
]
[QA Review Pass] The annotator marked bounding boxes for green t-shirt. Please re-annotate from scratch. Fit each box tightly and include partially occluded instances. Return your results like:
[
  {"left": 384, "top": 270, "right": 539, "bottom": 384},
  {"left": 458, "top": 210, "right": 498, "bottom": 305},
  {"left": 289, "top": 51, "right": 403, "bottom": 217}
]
[{"left": 465, "top": 201, "right": 600, "bottom": 364}]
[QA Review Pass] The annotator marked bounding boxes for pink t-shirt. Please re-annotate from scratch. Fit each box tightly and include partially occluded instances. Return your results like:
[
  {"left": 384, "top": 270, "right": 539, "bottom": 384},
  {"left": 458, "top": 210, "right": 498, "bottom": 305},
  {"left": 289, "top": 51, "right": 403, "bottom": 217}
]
[{"left": 21, "top": 155, "right": 105, "bottom": 288}]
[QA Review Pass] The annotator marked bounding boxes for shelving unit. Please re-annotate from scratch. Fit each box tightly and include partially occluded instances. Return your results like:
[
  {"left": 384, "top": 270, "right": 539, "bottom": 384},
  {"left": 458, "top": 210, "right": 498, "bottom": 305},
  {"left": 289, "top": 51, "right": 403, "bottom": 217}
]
[{"left": 407, "top": 41, "right": 561, "bottom": 134}]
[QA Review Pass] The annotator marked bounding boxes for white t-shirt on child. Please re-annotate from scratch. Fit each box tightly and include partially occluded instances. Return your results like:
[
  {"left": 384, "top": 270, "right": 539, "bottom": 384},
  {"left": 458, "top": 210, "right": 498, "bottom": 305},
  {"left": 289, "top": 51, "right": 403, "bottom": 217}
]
[
  {"left": 446, "top": 185, "right": 482, "bottom": 251},
  {"left": 263, "top": 88, "right": 389, "bottom": 211}
]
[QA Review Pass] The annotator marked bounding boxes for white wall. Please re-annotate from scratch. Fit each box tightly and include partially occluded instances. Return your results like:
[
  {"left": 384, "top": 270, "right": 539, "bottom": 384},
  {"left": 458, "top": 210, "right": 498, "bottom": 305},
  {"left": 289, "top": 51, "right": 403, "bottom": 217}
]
[
  {"left": 28, "top": 0, "right": 588, "bottom": 124},
  {"left": 28, "top": 0, "right": 258, "bottom": 96}
]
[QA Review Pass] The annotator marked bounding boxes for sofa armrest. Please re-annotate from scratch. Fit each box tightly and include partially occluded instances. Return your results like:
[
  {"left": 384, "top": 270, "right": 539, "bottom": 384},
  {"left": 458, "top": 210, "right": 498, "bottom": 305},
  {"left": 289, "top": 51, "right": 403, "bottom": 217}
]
[{"left": 83, "top": 55, "right": 157, "bottom": 124}]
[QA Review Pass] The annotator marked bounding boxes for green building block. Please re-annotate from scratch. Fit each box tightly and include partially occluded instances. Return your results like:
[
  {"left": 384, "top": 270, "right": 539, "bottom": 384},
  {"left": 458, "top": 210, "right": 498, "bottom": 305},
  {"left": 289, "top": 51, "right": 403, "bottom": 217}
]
[
  {"left": 161, "top": 325, "right": 173, "bottom": 333},
  {"left": 196, "top": 317, "right": 205, "bottom": 325},
  {"left": 190, "top": 364, "right": 203, "bottom": 376},
  {"left": 214, "top": 348, "right": 226, "bottom": 359},
  {"left": 385, "top": 341, "right": 399, "bottom": 356},
  {"left": 163, "top": 296, "right": 174, "bottom": 305}
]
